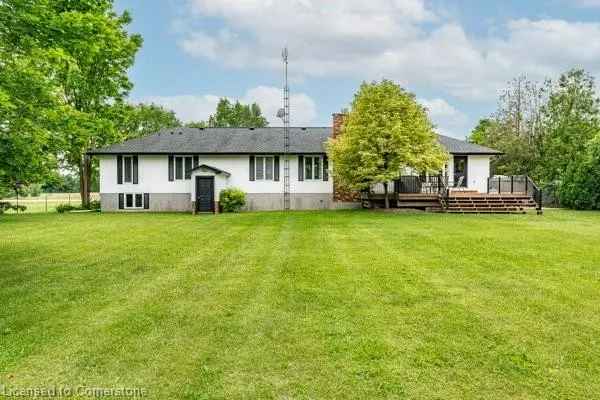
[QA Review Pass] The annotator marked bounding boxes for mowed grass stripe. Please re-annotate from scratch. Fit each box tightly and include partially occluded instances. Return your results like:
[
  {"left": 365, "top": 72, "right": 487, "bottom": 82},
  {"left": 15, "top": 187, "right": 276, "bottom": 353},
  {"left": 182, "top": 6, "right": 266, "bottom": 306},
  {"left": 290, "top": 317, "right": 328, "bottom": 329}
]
[{"left": 1, "top": 210, "right": 600, "bottom": 399}]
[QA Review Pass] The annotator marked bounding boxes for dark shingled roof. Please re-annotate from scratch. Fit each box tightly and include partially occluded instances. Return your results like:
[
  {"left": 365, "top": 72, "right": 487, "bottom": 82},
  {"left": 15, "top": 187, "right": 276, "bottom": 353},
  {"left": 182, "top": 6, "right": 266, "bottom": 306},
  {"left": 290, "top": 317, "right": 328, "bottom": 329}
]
[{"left": 88, "top": 127, "right": 501, "bottom": 155}]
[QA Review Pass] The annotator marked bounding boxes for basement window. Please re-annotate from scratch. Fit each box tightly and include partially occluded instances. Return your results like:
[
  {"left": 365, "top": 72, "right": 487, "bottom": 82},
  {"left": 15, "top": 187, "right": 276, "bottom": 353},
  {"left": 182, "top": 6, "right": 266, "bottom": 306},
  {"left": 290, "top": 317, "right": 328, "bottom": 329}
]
[{"left": 125, "top": 193, "right": 143, "bottom": 209}]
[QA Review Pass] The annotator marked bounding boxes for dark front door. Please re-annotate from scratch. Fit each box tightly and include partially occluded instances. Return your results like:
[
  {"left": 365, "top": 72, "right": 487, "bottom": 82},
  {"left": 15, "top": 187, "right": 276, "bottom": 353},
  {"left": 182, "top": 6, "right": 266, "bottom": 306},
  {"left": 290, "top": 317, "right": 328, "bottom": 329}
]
[
  {"left": 195, "top": 176, "right": 215, "bottom": 212},
  {"left": 453, "top": 156, "right": 468, "bottom": 187}
]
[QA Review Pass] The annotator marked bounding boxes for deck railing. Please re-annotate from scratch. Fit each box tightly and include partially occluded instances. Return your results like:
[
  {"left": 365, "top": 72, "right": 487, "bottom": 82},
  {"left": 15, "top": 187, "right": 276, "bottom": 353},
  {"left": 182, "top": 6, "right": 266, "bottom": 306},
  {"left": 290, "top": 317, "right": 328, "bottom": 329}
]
[
  {"left": 487, "top": 175, "right": 543, "bottom": 213},
  {"left": 393, "top": 175, "right": 448, "bottom": 195}
]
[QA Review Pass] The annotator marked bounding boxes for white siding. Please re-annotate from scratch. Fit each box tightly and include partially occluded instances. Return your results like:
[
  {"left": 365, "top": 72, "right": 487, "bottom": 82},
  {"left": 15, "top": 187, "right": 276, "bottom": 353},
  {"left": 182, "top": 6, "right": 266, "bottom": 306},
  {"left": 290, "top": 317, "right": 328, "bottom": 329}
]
[
  {"left": 446, "top": 154, "right": 491, "bottom": 193},
  {"left": 466, "top": 155, "right": 491, "bottom": 193},
  {"left": 99, "top": 153, "right": 493, "bottom": 199},
  {"left": 99, "top": 154, "right": 333, "bottom": 201}
]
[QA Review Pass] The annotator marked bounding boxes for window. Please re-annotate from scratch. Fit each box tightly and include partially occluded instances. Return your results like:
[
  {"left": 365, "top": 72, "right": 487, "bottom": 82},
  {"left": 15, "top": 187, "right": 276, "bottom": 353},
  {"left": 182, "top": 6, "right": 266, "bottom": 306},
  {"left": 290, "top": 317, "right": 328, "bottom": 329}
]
[
  {"left": 124, "top": 156, "right": 133, "bottom": 183},
  {"left": 256, "top": 156, "right": 264, "bottom": 180},
  {"left": 265, "top": 157, "right": 273, "bottom": 180},
  {"left": 175, "top": 157, "right": 183, "bottom": 180},
  {"left": 254, "top": 156, "right": 275, "bottom": 180},
  {"left": 173, "top": 156, "right": 193, "bottom": 180},
  {"left": 303, "top": 156, "right": 322, "bottom": 180},
  {"left": 124, "top": 193, "right": 144, "bottom": 209}
]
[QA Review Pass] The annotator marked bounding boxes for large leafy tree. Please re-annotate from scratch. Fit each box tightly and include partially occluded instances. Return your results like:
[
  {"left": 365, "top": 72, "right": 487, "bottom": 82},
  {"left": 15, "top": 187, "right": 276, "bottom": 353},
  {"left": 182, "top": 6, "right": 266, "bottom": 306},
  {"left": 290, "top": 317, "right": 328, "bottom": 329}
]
[
  {"left": 468, "top": 76, "right": 548, "bottom": 179},
  {"left": 112, "top": 102, "right": 182, "bottom": 139},
  {"left": 538, "top": 69, "right": 600, "bottom": 183},
  {"left": 328, "top": 80, "right": 447, "bottom": 208},
  {"left": 0, "top": 50, "right": 60, "bottom": 196},
  {"left": 558, "top": 135, "right": 600, "bottom": 209},
  {"left": 0, "top": 0, "right": 142, "bottom": 207},
  {"left": 206, "top": 98, "right": 268, "bottom": 128}
]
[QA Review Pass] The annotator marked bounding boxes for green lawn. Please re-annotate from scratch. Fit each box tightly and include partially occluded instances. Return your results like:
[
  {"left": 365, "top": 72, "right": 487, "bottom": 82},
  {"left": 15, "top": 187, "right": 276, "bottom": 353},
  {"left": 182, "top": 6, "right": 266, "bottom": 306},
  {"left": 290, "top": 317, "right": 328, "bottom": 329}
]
[{"left": 1, "top": 210, "right": 600, "bottom": 399}]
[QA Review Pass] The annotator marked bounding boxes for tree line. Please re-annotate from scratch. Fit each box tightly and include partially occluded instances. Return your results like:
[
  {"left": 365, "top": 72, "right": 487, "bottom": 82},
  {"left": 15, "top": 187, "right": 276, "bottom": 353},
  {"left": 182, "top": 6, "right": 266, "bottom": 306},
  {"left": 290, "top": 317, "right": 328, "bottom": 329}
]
[
  {"left": 469, "top": 69, "right": 600, "bottom": 209},
  {"left": 0, "top": 0, "right": 267, "bottom": 208}
]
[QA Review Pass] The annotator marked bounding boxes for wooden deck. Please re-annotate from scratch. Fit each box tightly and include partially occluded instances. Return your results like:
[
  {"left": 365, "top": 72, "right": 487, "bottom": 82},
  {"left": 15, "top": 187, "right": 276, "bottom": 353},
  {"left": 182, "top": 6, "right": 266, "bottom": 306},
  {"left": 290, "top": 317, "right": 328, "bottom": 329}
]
[{"left": 364, "top": 192, "right": 541, "bottom": 214}]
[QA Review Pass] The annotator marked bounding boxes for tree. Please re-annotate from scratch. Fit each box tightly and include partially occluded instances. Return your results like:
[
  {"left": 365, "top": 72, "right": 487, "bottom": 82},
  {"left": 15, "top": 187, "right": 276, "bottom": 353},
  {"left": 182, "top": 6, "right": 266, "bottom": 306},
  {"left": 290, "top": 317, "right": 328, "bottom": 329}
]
[
  {"left": 468, "top": 119, "right": 494, "bottom": 145},
  {"left": 0, "top": 2, "right": 65, "bottom": 197},
  {"left": 185, "top": 121, "right": 208, "bottom": 129},
  {"left": 112, "top": 102, "right": 181, "bottom": 139},
  {"left": 1, "top": 0, "right": 142, "bottom": 207},
  {"left": 328, "top": 80, "right": 447, "bottom": 208},
  {"left": 207, "top": 98, "right": 268, "bottom": 128},
  {"left": 468, "top": 76, "right": 548, "bottom": 179},
  {"left": 558, "top": 135, "right": 600, "bottom": 209},
  {"left": 0, "top": 56, "right": 58, "bottom": 196},
  {"left": 538, "top": 69, "right": 600, "bottom": 183}
]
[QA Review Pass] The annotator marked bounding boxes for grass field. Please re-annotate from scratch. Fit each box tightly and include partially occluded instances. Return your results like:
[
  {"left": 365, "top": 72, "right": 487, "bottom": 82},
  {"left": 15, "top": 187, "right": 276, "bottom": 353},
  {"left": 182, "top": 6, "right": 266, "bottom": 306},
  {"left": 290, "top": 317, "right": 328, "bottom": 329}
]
[
  {"left": 3, "top": 193, "right": 100, "bottom": 213},
  {"left": 1, "top": 210, "right": 600, "bottom": 399}
]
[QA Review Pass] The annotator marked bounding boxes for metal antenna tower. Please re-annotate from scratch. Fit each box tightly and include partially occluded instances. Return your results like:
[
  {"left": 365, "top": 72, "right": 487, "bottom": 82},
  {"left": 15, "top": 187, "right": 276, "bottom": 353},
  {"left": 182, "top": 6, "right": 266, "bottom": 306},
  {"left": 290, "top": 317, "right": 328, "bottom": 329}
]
[{"left": 281, "top": 47, "right": 291, "bottom": 210}]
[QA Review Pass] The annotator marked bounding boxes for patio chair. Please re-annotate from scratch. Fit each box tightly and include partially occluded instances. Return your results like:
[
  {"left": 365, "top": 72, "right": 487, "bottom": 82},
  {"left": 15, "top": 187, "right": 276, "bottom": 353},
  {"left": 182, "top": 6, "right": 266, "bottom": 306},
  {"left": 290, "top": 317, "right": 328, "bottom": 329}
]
[{"left": 453, "top": 176, "right": 466, "bottom": 191}]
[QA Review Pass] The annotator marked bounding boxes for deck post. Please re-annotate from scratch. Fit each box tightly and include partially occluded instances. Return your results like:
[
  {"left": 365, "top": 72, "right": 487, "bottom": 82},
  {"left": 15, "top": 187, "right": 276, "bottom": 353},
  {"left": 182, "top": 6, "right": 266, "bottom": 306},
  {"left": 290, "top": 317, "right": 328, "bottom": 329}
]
[
  {"left": 510, "top": 176, "right": 514, "bottom": 193},
  {"left": 498, "top": 177, "right": 501, "bottom": 194}
]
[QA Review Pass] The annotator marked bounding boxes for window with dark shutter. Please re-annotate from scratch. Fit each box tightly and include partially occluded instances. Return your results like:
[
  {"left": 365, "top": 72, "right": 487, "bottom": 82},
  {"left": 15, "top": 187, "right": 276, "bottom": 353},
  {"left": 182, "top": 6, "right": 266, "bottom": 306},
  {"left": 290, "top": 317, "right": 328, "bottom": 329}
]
[
  {"left": 168, "top": 156, "right": 174, "bottom": 181},
  {"left": 132, "top": 156, "right": 138, "bottom": 184},
  {"left": 323, "top": 155, "right": 329, "bottom": 181},
  {"left": 193, "top": 155, "right": 199, "bottom": 169},
  {"left": 118, "top": 193, "right": 124, "bottom": 209},
  {"left": 274, "top": 156, "right": 280, "bottom": 181},
  {"left": 249, "top": 156, "right": 255, "bottom": 181},
  {"left": 144, "top": 193, "right": 150, "bottom": 210},
  {"left": 117, "top": 155, "right": 123, "bottom": 184},
  {"left": 298, "top": 155, "right": 304, "bottom": 181}
]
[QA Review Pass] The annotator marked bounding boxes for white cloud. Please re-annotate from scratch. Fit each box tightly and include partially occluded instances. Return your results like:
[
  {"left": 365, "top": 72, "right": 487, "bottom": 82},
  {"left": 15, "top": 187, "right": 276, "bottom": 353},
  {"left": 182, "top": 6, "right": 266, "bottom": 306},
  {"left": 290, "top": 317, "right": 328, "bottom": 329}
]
[
  {"left": 138, "top": 86, "right": 317, "bottom": 126},
  {"left": 139, "top": 94, "right": 221, "bottom": 123},
  {"left": 420, "top": 98, "right": 470, "bottom": 138},
  {"left": 177, "top": 1, "right": 600, "bottom": 102},
  {"left": 242, "top": 86, "right": 317, "bottom": 126}
]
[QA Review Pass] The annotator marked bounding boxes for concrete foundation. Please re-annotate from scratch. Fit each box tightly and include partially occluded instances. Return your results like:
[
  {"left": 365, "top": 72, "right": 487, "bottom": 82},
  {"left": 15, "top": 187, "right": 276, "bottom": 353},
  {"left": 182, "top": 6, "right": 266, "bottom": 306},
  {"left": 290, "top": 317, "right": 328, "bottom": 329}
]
[
  {"left": 101, "top": 192, "right": 357, "bottom": 212},
  {"left": 244, "top": 193, "right": 335, "bottom": 211},
  {"left": 100, "top": 193, "right": 192, "bottom": 212}
]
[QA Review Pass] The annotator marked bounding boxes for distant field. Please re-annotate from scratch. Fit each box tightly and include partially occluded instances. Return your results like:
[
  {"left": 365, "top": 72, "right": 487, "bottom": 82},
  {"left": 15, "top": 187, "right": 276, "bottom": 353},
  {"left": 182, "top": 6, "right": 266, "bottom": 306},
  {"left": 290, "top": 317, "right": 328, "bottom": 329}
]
[{"left": 3, "top": 193, "right": 99, "bottom": 213}]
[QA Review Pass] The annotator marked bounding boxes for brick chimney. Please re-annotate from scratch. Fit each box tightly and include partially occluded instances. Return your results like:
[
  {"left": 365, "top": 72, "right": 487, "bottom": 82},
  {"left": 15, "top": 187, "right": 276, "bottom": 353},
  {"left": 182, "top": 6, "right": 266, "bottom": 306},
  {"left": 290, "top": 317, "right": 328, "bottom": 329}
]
[{"left": 332, "top": 113, "right": 347, "bottom": 139}]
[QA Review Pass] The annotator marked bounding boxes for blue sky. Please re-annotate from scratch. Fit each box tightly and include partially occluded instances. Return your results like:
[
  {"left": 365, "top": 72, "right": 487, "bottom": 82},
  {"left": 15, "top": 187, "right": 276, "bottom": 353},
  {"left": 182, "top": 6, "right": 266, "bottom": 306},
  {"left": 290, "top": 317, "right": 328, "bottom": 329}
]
[{"left": 115, "top": 0, "right": 600, "bottom": 138}]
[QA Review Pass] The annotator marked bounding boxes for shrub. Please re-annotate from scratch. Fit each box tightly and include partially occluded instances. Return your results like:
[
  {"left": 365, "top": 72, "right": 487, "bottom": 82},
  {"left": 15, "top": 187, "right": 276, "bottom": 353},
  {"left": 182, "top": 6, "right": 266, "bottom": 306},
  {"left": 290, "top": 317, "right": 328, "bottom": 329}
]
[
  {"left": 88, "top": 200, "right": 101, "bottom": 210},
  {"left": 219, "top": 188, "right": 246, "bottom": 212},
  {"left": 56, "top": 203, "right": 78, "bottom": 213},
  {"left": 0, "top": 201, "right": 26, "bottom": 214}
]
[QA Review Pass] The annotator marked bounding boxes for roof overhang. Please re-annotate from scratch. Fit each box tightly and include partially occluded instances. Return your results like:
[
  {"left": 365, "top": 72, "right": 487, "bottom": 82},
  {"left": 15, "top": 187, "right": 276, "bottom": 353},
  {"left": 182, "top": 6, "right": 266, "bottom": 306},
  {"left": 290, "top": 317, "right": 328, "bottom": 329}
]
[
  {"left": 191, "top": 164, "right": 231, "bottom": 177},
  {"left": 448, "top": 152, "right": 504, "bottom": 156},
  {"left": 87, "top": 151, "right": 326, "bottom": 156}
]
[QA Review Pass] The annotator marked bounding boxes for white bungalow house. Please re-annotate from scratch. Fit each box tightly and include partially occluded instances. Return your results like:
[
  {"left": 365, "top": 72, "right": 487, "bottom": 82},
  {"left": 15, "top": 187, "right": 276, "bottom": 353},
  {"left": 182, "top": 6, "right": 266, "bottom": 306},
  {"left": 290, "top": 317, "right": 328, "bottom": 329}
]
[{"left": 89, "top": 114, "right": 506, "bottom": 212}]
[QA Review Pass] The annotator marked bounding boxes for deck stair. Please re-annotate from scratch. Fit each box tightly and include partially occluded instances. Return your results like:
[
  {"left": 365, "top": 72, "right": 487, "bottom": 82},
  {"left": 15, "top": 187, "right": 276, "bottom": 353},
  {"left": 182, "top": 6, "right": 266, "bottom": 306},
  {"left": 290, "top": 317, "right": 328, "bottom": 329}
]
[
  {"left": 397, "top": 194, "right": 443, "bottom": 212},
  {"left": 446, "top": 194, "right": 538, "bottom": 214}
]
